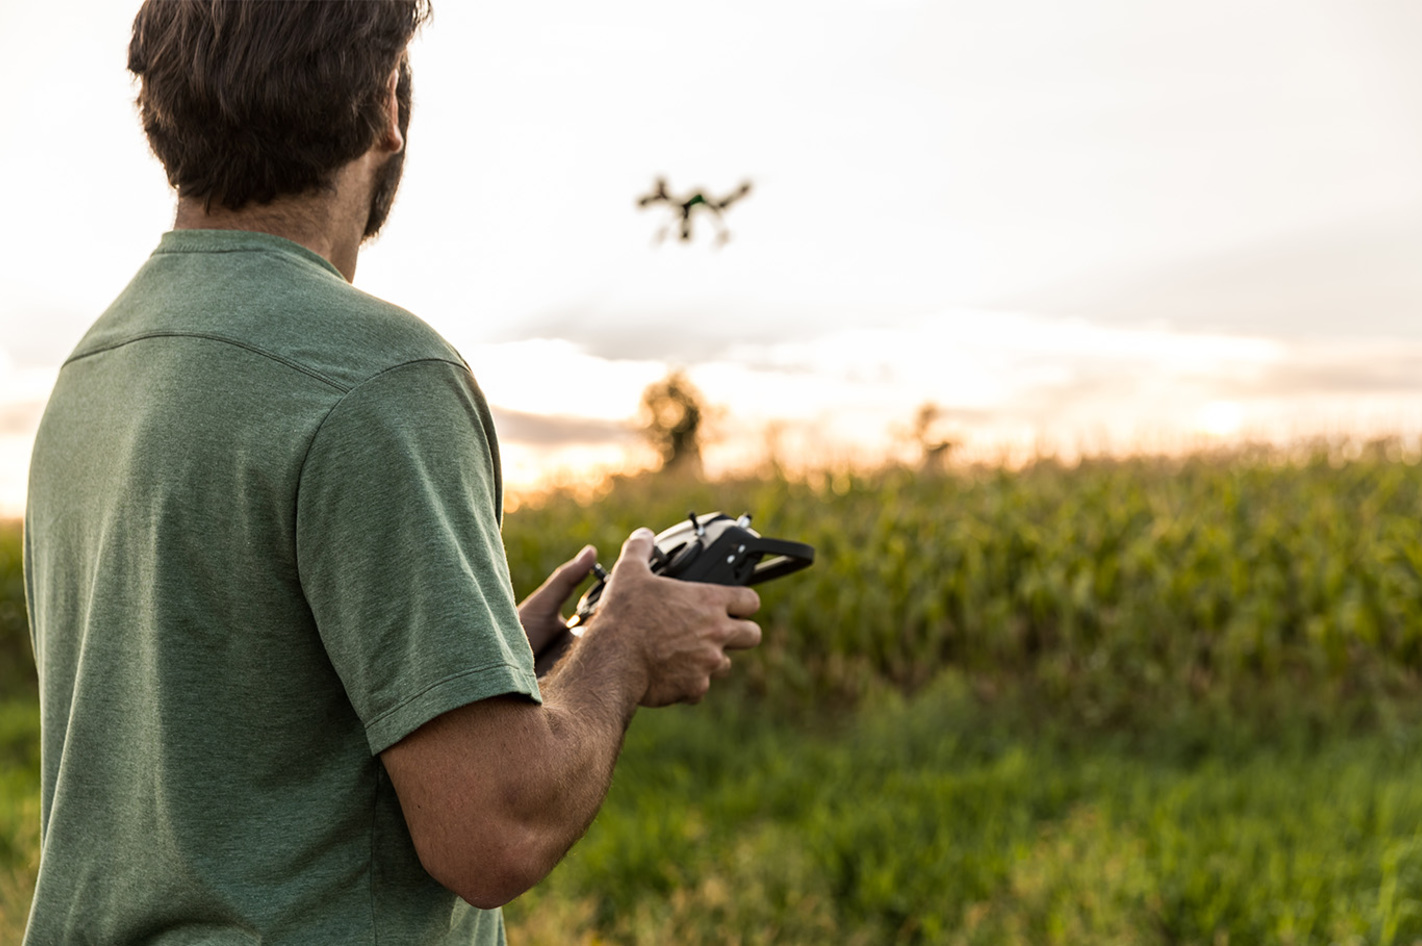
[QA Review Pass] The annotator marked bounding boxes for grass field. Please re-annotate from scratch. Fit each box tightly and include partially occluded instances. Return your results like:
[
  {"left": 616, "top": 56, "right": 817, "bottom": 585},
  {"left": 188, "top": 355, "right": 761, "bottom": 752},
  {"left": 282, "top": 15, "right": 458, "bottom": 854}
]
[
  {"left": 4, "top": 443, "right": 1422, "bottom": 942},
  {"left": 503, "top": 679, "right": 1422, "bottom": 946},
  {"left": 5, "top": 680, "right": 1422, "bottom": 946},
  {"left": 0, "top": 700, "right": 39, "bottom": 945}
]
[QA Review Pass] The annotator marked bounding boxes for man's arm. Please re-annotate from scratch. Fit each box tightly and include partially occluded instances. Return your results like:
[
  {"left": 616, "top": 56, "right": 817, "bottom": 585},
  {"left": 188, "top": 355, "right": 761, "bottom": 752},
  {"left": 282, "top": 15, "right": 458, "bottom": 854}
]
[{"left": 379, "top": 528, "right": 761, "bottom": 908}]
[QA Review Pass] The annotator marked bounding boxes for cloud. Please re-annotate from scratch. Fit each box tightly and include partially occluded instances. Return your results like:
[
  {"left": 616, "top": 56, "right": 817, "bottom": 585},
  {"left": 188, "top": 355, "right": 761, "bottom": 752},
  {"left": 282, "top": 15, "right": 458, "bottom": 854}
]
[
  {"left": 0, "top": 356, "right": 58, "bottom": 439},
  {"left": 495, "top": 310, "right": 816, "bottom": 364},
  {"left": 1218, "top": 342, "right": 1422, "bottom": 397},
  {"left": 434, "top": 307, "right": 1422, "bottom": 476},
  {"left": 484, "top": 290, "right": 944, "bottom": 366},
  {"left": 0, "top": 297, "right": 93, "bottom": 368},
  {"left": 489, "top": 407, "right": 636, "bottom": 447},
  {"left": 1006, "top": 211, "right": 1422, "bottom": 339},
  {"left": 0, "top": 400, "right": 45, "bottom": 437}
]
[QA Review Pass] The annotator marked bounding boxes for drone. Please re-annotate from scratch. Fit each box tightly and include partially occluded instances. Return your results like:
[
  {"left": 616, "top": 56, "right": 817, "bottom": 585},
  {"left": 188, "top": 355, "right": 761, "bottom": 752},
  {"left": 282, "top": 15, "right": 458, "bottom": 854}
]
[{"left": 637, "top": 177, "right": 753, "bottom": 246}]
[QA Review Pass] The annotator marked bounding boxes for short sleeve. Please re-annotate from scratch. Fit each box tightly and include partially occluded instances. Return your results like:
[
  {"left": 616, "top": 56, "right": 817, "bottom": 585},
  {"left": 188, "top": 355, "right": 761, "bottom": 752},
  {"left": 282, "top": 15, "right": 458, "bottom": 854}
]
[{"left": 296, "top": 359, "right": 540, "bottom": 755}]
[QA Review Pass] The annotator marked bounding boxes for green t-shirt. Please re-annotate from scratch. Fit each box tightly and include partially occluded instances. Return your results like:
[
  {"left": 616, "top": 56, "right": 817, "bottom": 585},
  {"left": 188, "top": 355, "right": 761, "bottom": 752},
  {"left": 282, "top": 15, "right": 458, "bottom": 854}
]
[{"left": 23, "top": 230, "right": 540, "bottom": 945}]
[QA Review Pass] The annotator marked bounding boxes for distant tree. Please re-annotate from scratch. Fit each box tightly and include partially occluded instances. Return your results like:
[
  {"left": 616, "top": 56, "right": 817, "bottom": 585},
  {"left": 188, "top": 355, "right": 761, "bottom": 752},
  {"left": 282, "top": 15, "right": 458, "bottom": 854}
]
[
  {"left": 639, "top": 369, "right": 706, "bottom": 474},
  {"left": 911, "top": 402, "right": 958, "bottom": 472}
]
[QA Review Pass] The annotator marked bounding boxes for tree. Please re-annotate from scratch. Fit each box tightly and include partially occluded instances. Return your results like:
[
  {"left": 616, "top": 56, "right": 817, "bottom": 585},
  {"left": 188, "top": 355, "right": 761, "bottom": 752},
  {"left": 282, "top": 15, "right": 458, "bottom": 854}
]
[
  {"left": 910, "top": 402, "right": 958, "bottom": 472},
  {"left": 639, "top": 369, "right": 706, "bottom": 474}
]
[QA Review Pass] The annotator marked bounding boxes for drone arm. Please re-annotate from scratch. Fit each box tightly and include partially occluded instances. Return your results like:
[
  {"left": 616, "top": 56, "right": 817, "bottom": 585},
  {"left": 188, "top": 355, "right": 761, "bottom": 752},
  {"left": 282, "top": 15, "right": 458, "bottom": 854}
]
[{"left": 713, "top": 182, "right": 752, "bottom": 210}]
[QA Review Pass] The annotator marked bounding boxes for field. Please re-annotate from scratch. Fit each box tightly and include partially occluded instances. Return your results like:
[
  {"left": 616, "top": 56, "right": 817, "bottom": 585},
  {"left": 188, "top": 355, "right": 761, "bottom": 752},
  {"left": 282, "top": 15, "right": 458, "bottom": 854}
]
[
  {"left": 4, "top": 442, "right": 1422, "bottom": 943},
  {"left": 503, "top": 685, "right": 1422, "bottom": 945}
]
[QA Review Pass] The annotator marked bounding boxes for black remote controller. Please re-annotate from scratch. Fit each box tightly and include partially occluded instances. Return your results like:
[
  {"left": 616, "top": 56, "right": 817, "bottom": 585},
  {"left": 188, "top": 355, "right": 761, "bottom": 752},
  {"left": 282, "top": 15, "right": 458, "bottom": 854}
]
[{"left": 534, "top": 511, "right": 814, "bottom": 675}]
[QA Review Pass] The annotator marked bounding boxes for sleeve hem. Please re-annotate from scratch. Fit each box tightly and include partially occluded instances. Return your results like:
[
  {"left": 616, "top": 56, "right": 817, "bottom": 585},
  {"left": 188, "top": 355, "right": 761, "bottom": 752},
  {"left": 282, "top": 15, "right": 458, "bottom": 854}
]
[{"left": 364, "top": 662, "right": 543, "bottom": 755}]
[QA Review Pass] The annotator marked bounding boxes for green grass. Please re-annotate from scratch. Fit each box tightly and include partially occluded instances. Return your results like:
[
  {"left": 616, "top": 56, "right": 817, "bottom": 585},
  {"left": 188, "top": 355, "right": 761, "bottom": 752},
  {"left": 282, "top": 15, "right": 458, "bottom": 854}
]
[
  {"left": 505, "top": 674, "right": 1422, "bottom": 945},
  {"left": 0, "top": 700, "right": 40, "bottom": 944},
  {"left": 0, "top": 522, "right": 32, "bottom": 702},
  {"left": 6, "top": 675, "right": 1418, "bottom": 945}
]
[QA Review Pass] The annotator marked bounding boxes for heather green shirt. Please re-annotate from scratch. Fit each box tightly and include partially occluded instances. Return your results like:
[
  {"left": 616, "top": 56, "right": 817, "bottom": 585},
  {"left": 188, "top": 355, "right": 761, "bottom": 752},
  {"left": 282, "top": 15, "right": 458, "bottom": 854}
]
[{"left": 23, "top": 230, "right": 539, "bottom": 945}]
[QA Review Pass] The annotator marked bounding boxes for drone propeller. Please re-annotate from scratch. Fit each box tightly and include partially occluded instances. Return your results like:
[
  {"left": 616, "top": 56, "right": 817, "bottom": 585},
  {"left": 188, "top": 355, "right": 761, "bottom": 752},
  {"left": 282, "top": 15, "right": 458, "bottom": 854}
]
[{"left": 636, "top": 177, "right": 671, "bottom": 207}]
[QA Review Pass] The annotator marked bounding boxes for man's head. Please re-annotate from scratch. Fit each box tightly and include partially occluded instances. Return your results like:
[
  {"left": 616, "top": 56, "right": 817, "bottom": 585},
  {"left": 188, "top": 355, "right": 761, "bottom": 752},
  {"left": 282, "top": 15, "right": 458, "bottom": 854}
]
[{"left": 129, "top": 0, "right": 431, "bottom": 238}]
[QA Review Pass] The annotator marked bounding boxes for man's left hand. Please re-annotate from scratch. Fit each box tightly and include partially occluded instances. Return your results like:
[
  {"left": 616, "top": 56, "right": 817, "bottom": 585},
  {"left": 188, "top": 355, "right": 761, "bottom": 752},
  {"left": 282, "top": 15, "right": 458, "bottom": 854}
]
[{"left": 518, "top": 545, "right": 597, "bottom": 655}]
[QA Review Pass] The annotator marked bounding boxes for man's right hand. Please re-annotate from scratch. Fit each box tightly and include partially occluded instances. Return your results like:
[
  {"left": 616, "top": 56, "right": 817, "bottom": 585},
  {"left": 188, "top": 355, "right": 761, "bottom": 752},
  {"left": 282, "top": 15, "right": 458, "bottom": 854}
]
[
  {"left": 382, "top": 527, "right": 762, "bottom": 910},
  {"left": 587, "top": 527, "right": 762, "bottom": 706}
]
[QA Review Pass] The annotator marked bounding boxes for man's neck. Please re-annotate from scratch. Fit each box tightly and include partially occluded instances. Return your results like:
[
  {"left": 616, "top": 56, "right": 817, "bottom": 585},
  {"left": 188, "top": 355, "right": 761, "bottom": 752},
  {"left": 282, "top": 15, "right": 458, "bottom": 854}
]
[{"left": 172, "top": 162, "right": 370, "bottom": 282}]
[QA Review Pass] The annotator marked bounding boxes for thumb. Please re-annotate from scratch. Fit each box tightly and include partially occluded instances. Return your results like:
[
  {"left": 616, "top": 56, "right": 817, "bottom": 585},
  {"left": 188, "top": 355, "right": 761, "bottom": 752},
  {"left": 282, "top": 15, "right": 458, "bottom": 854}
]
[
  {"left": 526, "top": 545, "right": 596, "bottom": 609},
  {"left": 547, "top": 545, "right": 597, "bottom": 595},
  {"left": 612, "top": 528, "right": 657, "bottom": 578}
]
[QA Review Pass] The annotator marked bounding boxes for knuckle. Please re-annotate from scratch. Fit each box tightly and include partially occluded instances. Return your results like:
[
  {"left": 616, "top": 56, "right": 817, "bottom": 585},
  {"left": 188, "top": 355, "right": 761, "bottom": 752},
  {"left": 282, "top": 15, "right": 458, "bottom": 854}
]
[{"left": 688, "top": 582, "right": 720, "bottom": 605}]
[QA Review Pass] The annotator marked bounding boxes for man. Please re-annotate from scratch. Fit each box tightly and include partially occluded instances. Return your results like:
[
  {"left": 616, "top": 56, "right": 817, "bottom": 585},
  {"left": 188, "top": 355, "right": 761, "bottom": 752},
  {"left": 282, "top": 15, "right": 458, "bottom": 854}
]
[{"left": 22, "top": 3, "right": 761, "bottom": 943}]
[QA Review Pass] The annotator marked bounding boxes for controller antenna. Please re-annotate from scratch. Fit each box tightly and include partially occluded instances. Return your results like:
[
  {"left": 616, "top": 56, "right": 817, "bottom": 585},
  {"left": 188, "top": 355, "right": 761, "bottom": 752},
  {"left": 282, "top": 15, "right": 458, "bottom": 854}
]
[
  {"left": 737, "top": 513, "right": 752, "bottom": 528},
  {"left": 688, "top": 511, "right": 706, "bottom": 537}
]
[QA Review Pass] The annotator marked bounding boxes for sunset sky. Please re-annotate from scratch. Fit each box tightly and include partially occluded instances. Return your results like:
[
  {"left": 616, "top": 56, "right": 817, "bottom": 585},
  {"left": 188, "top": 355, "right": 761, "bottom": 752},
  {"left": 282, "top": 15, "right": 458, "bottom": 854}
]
[{"left": 4, "top": 0, "right": 1422, "bottom": 515}]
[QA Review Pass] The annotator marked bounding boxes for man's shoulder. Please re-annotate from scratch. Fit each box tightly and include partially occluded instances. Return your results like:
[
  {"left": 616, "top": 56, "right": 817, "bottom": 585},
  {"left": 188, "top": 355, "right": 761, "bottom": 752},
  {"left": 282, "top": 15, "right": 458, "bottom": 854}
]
[
  {"left": 73, "top": 230, "right": 467, "bottom": 393},
  {"left": 280, "top": 273, "right": 468, "bottom": 392}
]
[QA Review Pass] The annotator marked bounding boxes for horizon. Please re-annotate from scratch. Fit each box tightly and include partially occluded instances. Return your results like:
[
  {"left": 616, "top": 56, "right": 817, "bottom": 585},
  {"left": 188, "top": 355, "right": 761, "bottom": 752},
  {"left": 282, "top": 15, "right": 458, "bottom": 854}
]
[{"left": 8, "top": 423, "right": 1421, "bottom": 524}]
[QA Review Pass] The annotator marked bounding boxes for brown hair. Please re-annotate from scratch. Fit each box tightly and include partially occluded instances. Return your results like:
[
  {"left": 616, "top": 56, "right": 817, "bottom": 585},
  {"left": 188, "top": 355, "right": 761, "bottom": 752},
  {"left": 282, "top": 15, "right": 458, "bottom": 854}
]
[{"left": 128, "top": 0, "right": 432, "bottom": 211}]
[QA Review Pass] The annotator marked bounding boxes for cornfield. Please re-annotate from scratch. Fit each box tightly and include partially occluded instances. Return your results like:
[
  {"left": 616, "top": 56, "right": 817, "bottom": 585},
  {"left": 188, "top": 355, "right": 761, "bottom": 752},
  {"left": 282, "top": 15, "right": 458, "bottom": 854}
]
[{"left": 505, "top": 441, "right": 1422, "bottom": 721}]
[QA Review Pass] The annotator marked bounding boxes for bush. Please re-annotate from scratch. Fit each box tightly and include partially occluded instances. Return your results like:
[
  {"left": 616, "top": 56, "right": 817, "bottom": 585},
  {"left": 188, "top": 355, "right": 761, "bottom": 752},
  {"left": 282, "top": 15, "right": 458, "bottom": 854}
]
[{"left": 0, "top": 523, "right": 33, "bottom": 700}]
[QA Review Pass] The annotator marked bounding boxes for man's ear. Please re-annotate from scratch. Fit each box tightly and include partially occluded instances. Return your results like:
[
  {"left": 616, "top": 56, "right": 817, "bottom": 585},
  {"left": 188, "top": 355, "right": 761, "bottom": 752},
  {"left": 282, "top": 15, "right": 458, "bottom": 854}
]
[{"left": 381, "top": 66, "right": 405, "bottom": 154}]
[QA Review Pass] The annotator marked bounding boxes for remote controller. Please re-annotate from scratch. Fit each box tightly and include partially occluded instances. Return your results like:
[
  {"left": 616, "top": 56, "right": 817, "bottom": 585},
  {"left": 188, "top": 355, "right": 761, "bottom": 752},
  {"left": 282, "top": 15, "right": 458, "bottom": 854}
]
[{"left": 534, "top": 511, "right": 814, "bottom": 675}]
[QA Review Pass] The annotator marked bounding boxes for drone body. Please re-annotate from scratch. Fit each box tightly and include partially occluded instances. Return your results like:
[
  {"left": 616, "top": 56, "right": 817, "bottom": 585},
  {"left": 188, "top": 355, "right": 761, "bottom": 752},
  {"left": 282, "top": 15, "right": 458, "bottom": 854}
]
[{"left": 637, "top": 177, "right": 753, "bottom": 246}]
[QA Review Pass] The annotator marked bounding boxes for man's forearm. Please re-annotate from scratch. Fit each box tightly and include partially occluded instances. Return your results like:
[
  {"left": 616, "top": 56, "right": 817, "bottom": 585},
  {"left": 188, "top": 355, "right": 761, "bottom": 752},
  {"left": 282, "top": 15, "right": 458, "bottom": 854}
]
[
  {"left": 506, "top": 619, "right": 650, "bottom": 871},
  {"left": 380, "top": 618, "right": 646, "bottom": 908}
]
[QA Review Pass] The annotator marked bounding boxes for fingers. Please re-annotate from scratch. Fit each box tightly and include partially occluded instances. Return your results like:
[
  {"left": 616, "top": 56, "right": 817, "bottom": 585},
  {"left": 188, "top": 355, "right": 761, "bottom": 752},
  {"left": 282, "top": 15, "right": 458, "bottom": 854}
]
[
  {"left": 724, "top": 586, "right": 760, "bottom": 619},
  {"left": 720, "top": 617, "right": 762, "bottom": 652},
  {"left": 589, "top": 530, "right": 767, "bottom": 707},
  {"left": 655, "top": 618, "right": 758, "bottom": 704}
]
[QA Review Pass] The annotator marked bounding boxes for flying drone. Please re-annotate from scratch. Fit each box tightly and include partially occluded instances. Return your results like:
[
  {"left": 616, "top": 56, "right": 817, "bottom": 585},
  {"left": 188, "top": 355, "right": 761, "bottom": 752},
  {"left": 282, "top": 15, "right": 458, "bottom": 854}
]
[{"left": 637, "top": 177, "right": 753, "bottom": 246}]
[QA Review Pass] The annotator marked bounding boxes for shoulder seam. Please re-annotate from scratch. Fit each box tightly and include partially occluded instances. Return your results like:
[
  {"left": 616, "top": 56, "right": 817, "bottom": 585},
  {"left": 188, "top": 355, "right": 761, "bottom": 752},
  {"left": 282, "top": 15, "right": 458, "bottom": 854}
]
[
  {"left": 64, "top": 331, "right": 353, "bottom": 392},
  {"left": 293, "top": 357, "right": 477, "bottom": 533},
  {"left": 296, "top": 358, "right": 475, "bottom": 469},
  {"left": 63, "top": 332, "right": 466, "bottom": 394}
]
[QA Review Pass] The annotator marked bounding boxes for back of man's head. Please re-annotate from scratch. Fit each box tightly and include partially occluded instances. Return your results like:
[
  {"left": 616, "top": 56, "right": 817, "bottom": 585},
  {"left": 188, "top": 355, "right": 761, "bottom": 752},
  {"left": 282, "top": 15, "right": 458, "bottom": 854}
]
[{"left": 128, "top": 0, "right": 432, "bottom": 214}]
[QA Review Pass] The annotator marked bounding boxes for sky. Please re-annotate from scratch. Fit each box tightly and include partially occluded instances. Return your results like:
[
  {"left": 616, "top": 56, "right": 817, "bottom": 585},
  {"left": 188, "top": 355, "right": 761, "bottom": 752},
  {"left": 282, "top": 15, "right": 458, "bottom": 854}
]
[{"left": 3, "top": 0, "right": 1422, "bottom": 515}]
